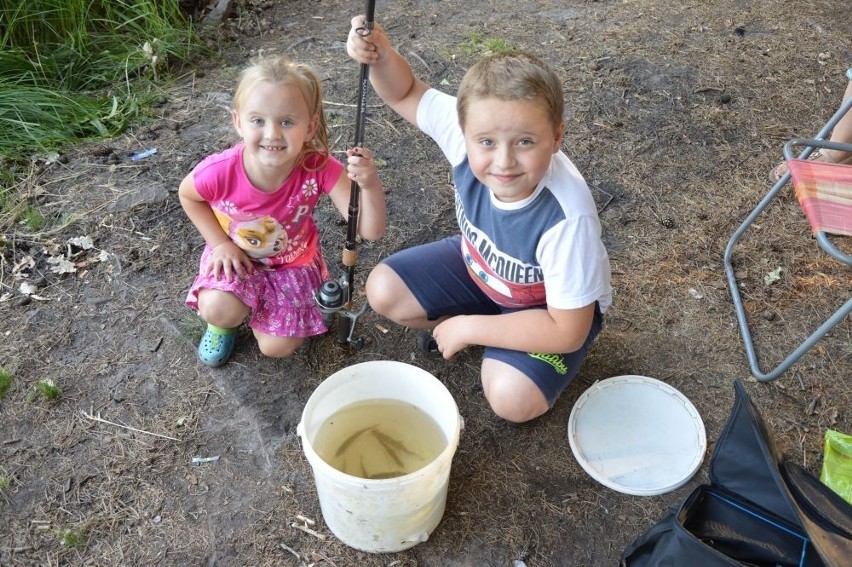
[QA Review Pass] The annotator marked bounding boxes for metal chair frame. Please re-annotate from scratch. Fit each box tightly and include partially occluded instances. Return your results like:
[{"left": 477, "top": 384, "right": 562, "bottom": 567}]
[{"left": 723, "top": 96, "right": 852, "bottom": 382}]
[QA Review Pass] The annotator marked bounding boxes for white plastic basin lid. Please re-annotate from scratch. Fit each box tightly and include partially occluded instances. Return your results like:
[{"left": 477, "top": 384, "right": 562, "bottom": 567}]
[{"left": 567, "top": 375, "right": 706, "bottom": 496}]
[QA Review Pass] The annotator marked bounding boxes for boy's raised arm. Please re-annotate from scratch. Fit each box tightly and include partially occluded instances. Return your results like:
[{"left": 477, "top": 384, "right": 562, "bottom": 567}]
[{"left": 347, "top": 15, "right": 429, "bottom": 127}]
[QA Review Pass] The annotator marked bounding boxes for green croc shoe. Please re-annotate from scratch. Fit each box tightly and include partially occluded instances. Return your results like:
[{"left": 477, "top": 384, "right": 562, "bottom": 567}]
[{"left": 198, "top": 325, "right": 237, "bottom": 367}]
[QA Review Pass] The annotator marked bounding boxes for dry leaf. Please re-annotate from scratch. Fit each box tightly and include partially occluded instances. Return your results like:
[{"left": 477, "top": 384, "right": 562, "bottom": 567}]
[
  {"left": 47, "top": 256, "right": 77, "bottom": 274},
  {"left": 764, "top": 267, "right": 782, "bottom": 285},
  {"left": 19, "top": 282, "right": 38, "bottom": 296},
  {"left": 68, "top": 236, "right": 95, "bottom": 249},
  {"left": 12, "top": 255, "right": 35, "bottom": 276}
]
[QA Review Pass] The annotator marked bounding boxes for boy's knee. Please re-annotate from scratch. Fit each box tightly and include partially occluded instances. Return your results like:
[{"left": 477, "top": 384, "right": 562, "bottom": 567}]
[
  {"left": 365, "top": 265, "right": 395, "bottom": 316},
  {"left": 482, "top": 373, "right": 549, "bottom": 424},
  {"left": 486, "top": 392, "right": 548, "bottom": 424}
]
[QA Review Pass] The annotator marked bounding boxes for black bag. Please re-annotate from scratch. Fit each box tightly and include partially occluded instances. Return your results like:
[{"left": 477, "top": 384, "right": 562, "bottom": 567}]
[{"left": 621, "top": 380, "right": 852, "bottom": 567}]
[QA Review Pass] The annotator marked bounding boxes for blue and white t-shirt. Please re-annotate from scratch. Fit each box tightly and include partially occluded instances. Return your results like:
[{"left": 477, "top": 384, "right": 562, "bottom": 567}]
[{"left": 416, "top": 88, "right": 612, "bottom": 313}]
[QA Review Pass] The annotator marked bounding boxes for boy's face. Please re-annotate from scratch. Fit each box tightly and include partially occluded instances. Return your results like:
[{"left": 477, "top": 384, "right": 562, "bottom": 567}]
[{"left": 462, "top": 97, "right": 563, "bottom": 203}]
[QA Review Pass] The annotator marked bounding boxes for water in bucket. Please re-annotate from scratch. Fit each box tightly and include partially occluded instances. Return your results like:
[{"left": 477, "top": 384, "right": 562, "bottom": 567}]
[
  {"left": 312, "top": 398, "right": 447, "bottom": 479},
  {"left": 298, "top": 360, "right": 462, "bottom": 553}
]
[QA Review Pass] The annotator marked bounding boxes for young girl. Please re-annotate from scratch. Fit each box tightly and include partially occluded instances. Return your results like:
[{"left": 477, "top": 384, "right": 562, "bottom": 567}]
[
  {"left": 347, "top": 18, "right": 611, "bottom": 423},
  {"left": 179, "top": 55, "right": 386, "bottom": 366}
]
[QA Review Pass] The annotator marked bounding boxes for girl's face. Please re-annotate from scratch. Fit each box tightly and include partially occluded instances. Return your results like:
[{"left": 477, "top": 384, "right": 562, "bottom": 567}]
[
  {"left": 462, "top": 97, "right": 563, "bottom": 203},
  {"left": 232, "top": 80, "right": 317, "bottom": 187}
]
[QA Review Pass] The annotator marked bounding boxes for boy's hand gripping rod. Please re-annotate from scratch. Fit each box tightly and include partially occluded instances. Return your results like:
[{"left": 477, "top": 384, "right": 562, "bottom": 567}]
[{"left": 314, "top": 0, "right": 376, "bottom": 349}]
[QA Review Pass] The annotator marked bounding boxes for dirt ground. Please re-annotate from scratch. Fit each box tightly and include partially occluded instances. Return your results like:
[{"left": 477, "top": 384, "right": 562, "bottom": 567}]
[{"left": 1, "top": 0, "right": 850, "bottom": 565}]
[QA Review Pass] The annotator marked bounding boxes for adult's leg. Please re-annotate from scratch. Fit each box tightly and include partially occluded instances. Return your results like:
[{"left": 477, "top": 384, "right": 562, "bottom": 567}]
[
  {"left": 826, "top": 76, "right": 852, "bottom": 156},
  {"left": 772, "top": 74, "right": 852, "bottom": 180}
]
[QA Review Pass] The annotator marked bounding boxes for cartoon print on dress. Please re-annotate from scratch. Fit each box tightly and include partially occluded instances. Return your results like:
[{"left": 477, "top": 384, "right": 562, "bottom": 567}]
[{"left": 213, "top": 208, "right": 287, "bottom": 264}]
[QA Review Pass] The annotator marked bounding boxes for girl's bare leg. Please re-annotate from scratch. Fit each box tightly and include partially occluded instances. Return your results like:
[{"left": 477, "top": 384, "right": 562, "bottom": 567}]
[
  {"left": 253, "top": 332, "right": 304, "bottom": 358},
  {"left": 197, "top": 288, "right": 250, "bottom": 328}
]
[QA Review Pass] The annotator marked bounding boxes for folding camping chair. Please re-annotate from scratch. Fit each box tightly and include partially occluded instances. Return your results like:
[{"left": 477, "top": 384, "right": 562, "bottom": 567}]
[{"left": 723, "top": 95, "right": 852, "bottom": 382}]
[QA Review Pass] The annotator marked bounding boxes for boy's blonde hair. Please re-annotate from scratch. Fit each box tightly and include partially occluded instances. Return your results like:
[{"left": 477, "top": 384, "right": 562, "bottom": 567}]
[
  {"left": 456, "top": 51, "right": 564, "bottom": 132},
  {"left": 233, "top": 55, "right": 331, "bottom": 170}
]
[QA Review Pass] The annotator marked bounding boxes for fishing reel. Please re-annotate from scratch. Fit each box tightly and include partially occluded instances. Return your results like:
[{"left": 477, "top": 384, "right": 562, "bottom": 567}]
[
  {"left": 315, "top": 276, "right": 367, "bottom": 349},
  {"left": 316, "top": 0, "right": 375, "bottom": 352}
]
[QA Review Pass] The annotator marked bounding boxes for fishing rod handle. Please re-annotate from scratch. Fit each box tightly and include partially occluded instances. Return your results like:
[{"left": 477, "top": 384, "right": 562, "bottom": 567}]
[{"left": 342, "top": 248, "right": 357, "bottom": 267}]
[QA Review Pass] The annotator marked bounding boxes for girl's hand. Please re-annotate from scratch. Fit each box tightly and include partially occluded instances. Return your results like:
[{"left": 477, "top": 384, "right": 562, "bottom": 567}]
[
  {"left": 431, "top": 316, "right": 472, "bottom": 359},
  {"left": 204, "top": 240, "right": 254, "bottom": 282},
  {"left": 346, "top": 146, "right": 382, "bottom": 192},
  {"left": 347, "top": 16, "right": 389, "bottom": 65}
]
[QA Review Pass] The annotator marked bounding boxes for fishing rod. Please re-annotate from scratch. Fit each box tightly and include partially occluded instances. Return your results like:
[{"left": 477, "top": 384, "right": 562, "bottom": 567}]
[{"left": 315, "top": 0, "right": 376, "bottom": 349}]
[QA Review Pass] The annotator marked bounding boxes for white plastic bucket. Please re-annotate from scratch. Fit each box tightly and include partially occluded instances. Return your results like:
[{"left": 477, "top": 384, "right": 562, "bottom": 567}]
[{"left": 297, "top": 360, "right": 462, "bottom": 553}]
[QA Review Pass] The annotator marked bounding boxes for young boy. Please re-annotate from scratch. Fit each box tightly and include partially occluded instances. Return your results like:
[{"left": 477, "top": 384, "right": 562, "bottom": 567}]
[{"left": 347, "top": 17, "right": 612, "bottom": 423}]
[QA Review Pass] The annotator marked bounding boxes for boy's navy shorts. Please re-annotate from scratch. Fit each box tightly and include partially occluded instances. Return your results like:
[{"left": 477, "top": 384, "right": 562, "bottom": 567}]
[{"left": 382, "top": 235, "right": 603, "bottom": 406}]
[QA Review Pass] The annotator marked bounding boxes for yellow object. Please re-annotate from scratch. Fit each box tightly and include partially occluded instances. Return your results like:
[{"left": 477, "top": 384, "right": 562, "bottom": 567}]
[{"left": 820, "top": 429, "right": 852, "bottom": 504}]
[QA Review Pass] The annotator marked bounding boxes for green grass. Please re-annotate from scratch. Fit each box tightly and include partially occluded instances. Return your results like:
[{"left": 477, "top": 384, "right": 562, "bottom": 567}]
[
  {"left": 0, "top": 1, "right": 197, "bottom": 158},
  {"left": 34, "top": 378, "right": 62, "bottom": 401},
  {"left": 0, "top": 0, "right": 202, "bottom": 234},
  {"left": 458, "top": 33, "right": 515, "bottom": 56},
  {"left": 178, "top": 310, "right": 206, "bottom": 343},
  {"left": 0, "top": 367, "right": 11, "bottom": 398},
  {"left": 21, "top": 208, "right": 45, "bottom": 231},
  {"left": 60, "top": 527, "right": 85, "bottom": 549}
]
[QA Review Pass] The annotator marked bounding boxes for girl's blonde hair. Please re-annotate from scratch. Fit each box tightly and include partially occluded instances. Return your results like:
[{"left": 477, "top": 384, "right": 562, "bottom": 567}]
[
  {"left": 233, "top": 55, "right": 331, "bottom": 170},
  {"left": 456, "top": 51, "right": 564, "bottom": 132}
]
